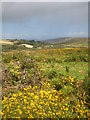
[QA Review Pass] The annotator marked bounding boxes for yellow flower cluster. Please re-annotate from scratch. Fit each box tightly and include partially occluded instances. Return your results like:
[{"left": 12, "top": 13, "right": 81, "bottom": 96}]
[{"left": 1, "top": 80, "right": 89, "bottom": 118}]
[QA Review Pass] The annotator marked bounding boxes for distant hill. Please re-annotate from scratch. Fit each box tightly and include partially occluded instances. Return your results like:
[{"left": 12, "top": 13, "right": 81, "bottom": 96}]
[
  {"left": 43, "top": 37, "right": 70, "bottom": 44},
  {"left": 1, "top": 37, "right": 88, "bottom": 52},
  {"left": 43, "top": 37, "right": 88, "bottom": 47}
]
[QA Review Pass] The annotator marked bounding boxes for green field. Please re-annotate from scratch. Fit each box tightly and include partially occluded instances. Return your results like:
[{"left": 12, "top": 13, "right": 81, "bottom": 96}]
[{"left": 1, "top": 44, "right": 90, "bottom": 118}]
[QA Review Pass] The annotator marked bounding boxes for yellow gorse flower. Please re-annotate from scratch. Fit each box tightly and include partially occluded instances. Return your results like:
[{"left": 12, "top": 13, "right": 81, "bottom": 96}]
[{"left": 2, "top": 80, "right": 89, "bottom": 118}]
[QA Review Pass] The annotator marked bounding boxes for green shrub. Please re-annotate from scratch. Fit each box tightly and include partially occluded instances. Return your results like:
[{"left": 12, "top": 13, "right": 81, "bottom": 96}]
[
  {"left": 2, "top": 54, "right": 13, "bottom": 63},
  {"left": 47, "top": 69, "right": 57, "bottom": 79}
]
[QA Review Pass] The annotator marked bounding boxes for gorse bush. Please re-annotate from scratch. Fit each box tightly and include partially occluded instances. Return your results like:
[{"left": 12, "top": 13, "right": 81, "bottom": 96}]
[
  {"left": 8, "top": 61, "right": 21, "bottom": 82},
  {"left": 64, "top": 54, "right": 88, "bottom": 62},
  {"left": 1, "top": 79, "right": 89, "bottom": 119},
  {"left": 2, "top": 48, "right": 89, "bottom": 119},
  {"left": 2, "top": 73, "right": 90, "bottom": 119},
  {"left": 2, "top": 54, "right": 13, "bottom": 63},
  {"left": 47, "top": 69, "right": 57, "bottom": 79},
  {"left": 83, "top": 76, "right": 90, "bottom": 106}
]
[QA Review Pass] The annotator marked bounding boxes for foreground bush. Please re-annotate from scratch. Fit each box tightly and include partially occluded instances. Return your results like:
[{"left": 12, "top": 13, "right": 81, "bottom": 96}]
[
  {"left": 2, "top": 48, "right": 89, "bottom": 119},
  {"left": 2, "top": 79, "right": 89, "bottom": 119}
]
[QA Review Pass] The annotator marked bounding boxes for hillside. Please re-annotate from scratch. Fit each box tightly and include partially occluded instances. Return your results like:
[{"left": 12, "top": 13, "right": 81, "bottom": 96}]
[
  {"left": 1, "top": 37, "right": 88, "bottom": 52},
  {"left": 43, "top": 37, "right": 88, "bottom": 47}
]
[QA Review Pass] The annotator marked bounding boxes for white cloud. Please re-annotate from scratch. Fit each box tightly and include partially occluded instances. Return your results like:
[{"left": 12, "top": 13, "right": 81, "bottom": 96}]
[{"left": 68, "top": 31, "right": 88, "bottom": 36}]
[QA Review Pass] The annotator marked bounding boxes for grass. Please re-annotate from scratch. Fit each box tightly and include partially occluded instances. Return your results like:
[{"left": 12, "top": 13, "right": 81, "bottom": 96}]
[
  {"left": 0, "top": 40, "right": 13, "bottom": 45},
  {"left": 39, "top": 62, "right": 88, "bottom": 80},
  {"left": 1, "top": 47, "right": 90, "bottom": 119}
]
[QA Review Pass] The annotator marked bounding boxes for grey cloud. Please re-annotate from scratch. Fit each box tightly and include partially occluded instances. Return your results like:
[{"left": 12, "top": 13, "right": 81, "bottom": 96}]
[
  {"left": 2, "top": 2, "right": 88, "bottom": 25},
  {"left": 1, "top": 0, "right": 89, "bottom": 2}
]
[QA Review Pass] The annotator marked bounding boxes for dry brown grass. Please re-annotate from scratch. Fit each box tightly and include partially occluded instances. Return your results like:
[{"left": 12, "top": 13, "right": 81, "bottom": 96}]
[{"left": 0, "top": 40, "right": 13, "bottom": 45}]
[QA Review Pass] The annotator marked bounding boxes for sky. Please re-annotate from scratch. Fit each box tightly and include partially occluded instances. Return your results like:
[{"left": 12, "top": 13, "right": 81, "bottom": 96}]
[
  {"left": 1, "top": 0, "right": 89, "bottom": 2},
  {"left": 1, "top": 2, "right": 88, "bottom": 40}
]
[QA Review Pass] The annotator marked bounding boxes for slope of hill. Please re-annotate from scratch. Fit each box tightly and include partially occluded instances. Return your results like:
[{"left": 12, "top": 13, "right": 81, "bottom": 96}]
[
  {"left": 43, "top": 37, "right": 70, "bottom": 44},
  {"left": 1, "top": 37, "right": 88, "bottom": 52},
  {"left": 43, "top": 37, "right": 88, "bottom": 47}
]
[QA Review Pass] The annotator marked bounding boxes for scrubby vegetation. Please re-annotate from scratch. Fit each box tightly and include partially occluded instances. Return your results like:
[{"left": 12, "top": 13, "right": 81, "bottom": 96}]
[
  {"left": 2, "top": 37, "right": 88, "bottom": 52},
  {"left": 1, "top": 47, "right": 90, "bottom": 119}
]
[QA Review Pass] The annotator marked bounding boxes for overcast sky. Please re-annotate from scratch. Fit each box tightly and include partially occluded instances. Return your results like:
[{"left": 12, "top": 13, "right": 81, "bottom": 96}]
[
  {"left": 1, "top": 0, "right": 89, "bottom": 2},
  {"left": 2, "top": 2, "right": 88, "bottom": 40}
]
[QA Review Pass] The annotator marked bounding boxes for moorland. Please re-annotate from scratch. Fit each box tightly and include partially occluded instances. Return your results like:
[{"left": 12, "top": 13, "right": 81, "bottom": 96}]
[{"left": 0, "top": 37, "right": 90, "bottom": 118}]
